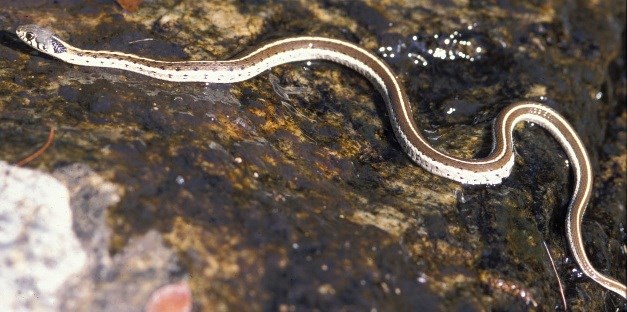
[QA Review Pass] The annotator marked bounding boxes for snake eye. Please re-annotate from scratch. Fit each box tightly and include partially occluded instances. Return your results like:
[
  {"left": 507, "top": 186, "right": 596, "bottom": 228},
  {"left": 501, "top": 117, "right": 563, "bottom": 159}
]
[{"left": 25, "top": 32, "right": 34, "bottom": 41}]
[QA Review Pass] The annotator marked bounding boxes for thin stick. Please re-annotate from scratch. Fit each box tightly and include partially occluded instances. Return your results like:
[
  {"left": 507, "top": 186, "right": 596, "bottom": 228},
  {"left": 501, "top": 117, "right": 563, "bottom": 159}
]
[
  {"left": 543, "top": 241, "right": 568, "bottom": 310},
  {"left": 16, "top": 126, "right": 56, "bottom": 166}
]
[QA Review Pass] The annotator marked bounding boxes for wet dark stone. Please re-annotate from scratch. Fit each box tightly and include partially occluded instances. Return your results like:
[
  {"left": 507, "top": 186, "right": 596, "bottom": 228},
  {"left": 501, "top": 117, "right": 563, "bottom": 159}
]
[
  {"left": 439, "top": 97, "right": 483, "bottom": 124},
  {"left": 26, "top": 58, "right": 55, "bottom": 74},
  {"left": 1, "top": 1, "right": 625, "bottom": 311},
  {"left": 3, "top": 0, "right": 48, "bottom": 8},
  {"left": 0, "top": 40, "right": 20, "bottom": 62},
  {"left": 425, "top": 213, "right": 448, "bottom": 239},
  {"left": 89, "top": 95, "right": 114, "bottom": 113},
  {"left": 58, "top": 85, "right": 80, "bottom": 103},
  {"left": 346, "top": 1, "right": 390, "bottom": 33}
]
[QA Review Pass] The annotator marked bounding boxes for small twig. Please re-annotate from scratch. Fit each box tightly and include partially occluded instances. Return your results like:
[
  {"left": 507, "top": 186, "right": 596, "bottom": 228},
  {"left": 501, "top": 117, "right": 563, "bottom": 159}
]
[
  {"left": 16, "top": 126, "right": 56, "bottom": 166},
  {"left": 543, "top": 241, "right": 568, "bottom": 310},
  {"left": 128, "top": 38, "right": 155, "bottom": 44}
]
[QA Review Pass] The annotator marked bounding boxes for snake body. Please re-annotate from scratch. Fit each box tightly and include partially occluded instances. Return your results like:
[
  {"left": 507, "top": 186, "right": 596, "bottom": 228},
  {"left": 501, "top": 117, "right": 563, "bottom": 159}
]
[{"left": 15, "top": 24, "right": 626, "bottom": 299}]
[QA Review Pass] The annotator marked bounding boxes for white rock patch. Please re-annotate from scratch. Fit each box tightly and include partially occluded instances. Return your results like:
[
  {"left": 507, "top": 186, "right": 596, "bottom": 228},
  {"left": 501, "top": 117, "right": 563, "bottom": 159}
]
[{"left": 0, "top": 161, "right": 87, "bottom": 311}]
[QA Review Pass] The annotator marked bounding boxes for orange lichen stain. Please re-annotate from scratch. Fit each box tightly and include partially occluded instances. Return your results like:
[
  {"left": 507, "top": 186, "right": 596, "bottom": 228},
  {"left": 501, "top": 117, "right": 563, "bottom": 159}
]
[
  {"left": 600, "top": 111, "right": 626, "bottom": 180},
  {"left": 248, "top": 106, "right": 268, "bottom": 118},
  {"left": 116, "top": 0, "right": 142, "bottom": 12},
  {"left": 349, "top": 206, "right": 415, "bottom": 237},
  {"left": 303, "top": 0, "right": 359, "bottom": 33},
  {"left": 200, "top": 115, "right": 250, "bottom": 142},
  {"left": 336, "top": 134, "right": 363, "bottom": 159},
  {"left": 226, "top": 167, "right": 256, "bottom": 191},
  {"left": 144, "top": 281, "right": 192, "bottom": 312},
  {"left": 251, "top": 104, "right": 304, "bottom": 138},
  {"left": 261, "top": 116, "right": 304, "bottom": 138},
  {"left": 164, "top": 217, "right": 273, "bottom": 311},
  {"left": 308, "top": 148, "right": 350, "bottom": 180},
  {"left": 261, "top": 154, "right": 278, "bottom": 167},
  {"left": 274, "top": 140, "right": 297, "bottom": 160},
  {"left": 408, "top": 237, "right": 472, "bottom": 266},
  {"left": 166, "top": 218, "right": 240, "bottom": 278}
]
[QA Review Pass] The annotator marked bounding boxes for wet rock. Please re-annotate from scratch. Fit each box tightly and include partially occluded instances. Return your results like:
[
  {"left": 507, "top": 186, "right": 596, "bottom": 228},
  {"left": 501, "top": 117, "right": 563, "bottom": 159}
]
[{"left": 1, "top": 1, "right": 625, "bottom": 311}]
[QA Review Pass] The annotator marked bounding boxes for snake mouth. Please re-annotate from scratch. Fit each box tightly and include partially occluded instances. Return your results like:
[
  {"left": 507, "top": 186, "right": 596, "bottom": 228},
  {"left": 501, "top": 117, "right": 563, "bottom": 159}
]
[{"left": 15, "top": 30, "right": 29, "bottom": 44}]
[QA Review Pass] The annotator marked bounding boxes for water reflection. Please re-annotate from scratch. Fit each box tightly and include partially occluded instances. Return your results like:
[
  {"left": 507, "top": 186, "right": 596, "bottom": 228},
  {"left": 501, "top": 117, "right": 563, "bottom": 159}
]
[{"left": 377, "top": 24, "right": 489, "bottom": 66}]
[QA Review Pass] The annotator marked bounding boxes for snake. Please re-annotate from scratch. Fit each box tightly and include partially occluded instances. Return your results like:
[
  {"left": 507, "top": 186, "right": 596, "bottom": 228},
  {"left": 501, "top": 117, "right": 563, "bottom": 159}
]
[{"left": 15, "top": 24, "right": 626, "bottom": 299}]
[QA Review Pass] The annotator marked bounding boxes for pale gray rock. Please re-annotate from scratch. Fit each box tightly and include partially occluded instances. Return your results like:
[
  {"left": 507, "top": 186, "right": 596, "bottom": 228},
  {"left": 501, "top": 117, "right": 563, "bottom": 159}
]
[
  {"left": 49, "top": 164, "right": 178, "bottom": 312},
  {"left": 0, "top": 161, "right": 87, "bottom": 312}
]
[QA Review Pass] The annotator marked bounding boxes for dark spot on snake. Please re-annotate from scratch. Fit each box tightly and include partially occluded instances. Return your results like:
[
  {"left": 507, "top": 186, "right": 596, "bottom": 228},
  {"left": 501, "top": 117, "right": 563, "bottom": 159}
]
[
  {"left": 175, "top": 67, "right": 181, "bottom": 71},
  {"left": 160, "top": 66, "right": 165, "bottom": 70},
  {"left": 193, "top": 67, "right": 199, "bottom": 71},
  {"left": 168, "top": 74, "right": 173, "bottom": 78}
]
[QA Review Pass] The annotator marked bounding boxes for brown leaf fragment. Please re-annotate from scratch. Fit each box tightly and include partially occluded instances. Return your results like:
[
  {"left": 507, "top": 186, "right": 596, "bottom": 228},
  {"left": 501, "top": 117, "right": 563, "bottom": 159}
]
[{"left": 115, "top": 0, "right": 142, "bottom": 12}]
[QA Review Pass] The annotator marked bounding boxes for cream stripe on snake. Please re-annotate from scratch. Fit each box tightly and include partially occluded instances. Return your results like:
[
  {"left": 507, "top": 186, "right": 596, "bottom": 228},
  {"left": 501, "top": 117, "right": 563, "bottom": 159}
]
[{"left": 15, "top": 24, "right": 626, "bottom": 299}]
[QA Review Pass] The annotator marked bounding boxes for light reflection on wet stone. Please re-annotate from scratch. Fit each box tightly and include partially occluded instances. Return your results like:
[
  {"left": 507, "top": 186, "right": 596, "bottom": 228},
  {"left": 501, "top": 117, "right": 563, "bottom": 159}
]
[{"left": 377, "top": 25, "right": 489, "bottom": 66}]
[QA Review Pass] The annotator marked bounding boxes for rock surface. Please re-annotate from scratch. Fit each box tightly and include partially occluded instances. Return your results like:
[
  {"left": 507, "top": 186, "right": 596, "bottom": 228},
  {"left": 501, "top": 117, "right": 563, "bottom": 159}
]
[{"left": 0, "top": 1, "right": 625, "bottom": 310}]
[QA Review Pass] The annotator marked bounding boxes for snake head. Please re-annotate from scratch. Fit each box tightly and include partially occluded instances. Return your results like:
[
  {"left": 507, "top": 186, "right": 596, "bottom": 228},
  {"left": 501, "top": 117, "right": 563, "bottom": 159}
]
[{"left": 16, "top": 24, "right": 67, "bottom": 55}]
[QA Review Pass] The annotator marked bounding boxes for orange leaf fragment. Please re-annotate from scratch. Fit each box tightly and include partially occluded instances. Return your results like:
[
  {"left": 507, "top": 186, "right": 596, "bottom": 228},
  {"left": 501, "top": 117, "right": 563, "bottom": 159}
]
[
  {"left": 144, "top": 281, "right": 192, "bottom": 312},
  {"left": 116, "top": 0, "right": 143, "bottom": 12}
]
